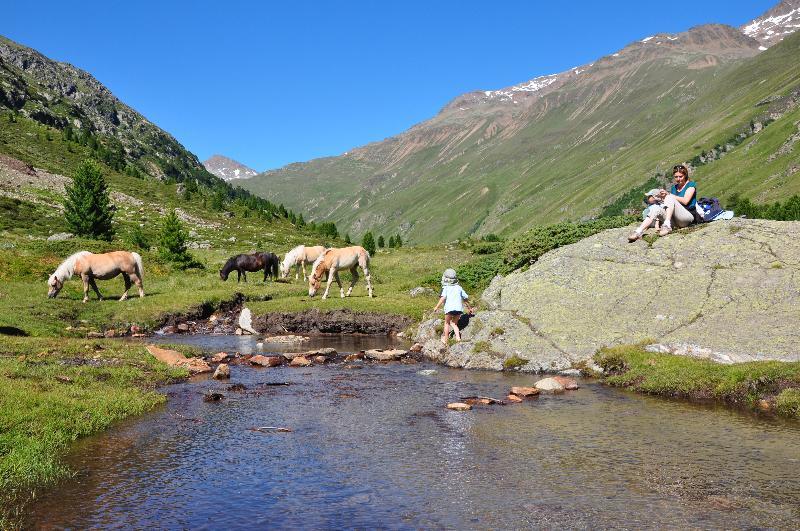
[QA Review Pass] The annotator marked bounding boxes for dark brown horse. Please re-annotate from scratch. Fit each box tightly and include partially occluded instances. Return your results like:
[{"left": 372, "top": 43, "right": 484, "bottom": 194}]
[{"left": 220, "top": 252, "right": 279, "bottom": 282}]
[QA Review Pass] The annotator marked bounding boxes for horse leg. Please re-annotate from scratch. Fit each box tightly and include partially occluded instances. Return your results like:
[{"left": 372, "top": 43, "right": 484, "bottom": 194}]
[
  {"left": 242, "top": 270, "right": 247, "bottom": 282},
  {"left": 82, "top": 274, "right": 90, "bottom": 303},
  {"left": 264, "top": 265, "right": 268, "bottom": 283},
  {"left": 132, "top": 273, "right": 145, "bottom": 298},
  {"left": 322, "top": 267, "right": 338, "bottom": 299},
  {"left": 346, "top": 266, "right": 358, "bottom": 297},
  {"left": 360, "top": 257, "right": 374, "bottom": 298},
  {"left": 89, "top": 277, "right": 103, "bottom": 301},
  {"left": 237, "top": 270, "right": 241, "bottom": 282},
  {"left": 301, "top": 261, "right": 307, "bottom": 282},
  {"left": 120, "top": 273, "right": 131, "bottom": 301}
]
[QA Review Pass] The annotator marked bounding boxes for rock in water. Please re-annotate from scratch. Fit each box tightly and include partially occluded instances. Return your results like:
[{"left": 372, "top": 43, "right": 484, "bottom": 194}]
[
  {"left": 553, "top": 376, "right": 579, "bottom": 390},
  {"left": 364, "top": 349, "right": 406, "bottom": 361},
  {"left": 145, "top": 345, "right": 212, "bottom": 375},
  {"left": 510, "top": 386, "right": 539, "bottom": 397},
  {"left": 446, "top": 402, "right": 472, "bottom": 411},
  {"left": 250, "top": 355, "right": 282, "bottom": 367},
  {"left": 534, "top": 377, "right": 565, "bottom": 393},
  {"left": 238, "top": 307, "right": 258, "bottom": 335},
  {"left": 290, "top": 356, "right": 312, "bottom": 367},
  {"left": 213, "top": 363, "right": 230, "bottom": 379}
]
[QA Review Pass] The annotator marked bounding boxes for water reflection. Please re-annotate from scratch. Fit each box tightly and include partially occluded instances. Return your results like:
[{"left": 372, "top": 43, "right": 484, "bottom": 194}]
[{"left": 24, "top": 335, "right": 800, "bottom": 529}]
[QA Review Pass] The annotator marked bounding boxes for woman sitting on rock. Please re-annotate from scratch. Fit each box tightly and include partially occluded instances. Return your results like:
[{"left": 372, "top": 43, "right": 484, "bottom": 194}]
[{"left": 658, "top": 164, "right": 698, "bottom": 236}]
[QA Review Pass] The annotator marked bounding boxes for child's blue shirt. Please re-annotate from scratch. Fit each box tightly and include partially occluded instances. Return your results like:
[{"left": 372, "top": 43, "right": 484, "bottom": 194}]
[{"left": 440, "top": 284, "right": 468, "bottom": 313}]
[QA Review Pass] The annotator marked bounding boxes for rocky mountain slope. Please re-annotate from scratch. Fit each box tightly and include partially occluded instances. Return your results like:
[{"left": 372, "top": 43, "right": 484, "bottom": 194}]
[
  {"left": 203, "top": 154, "right": 258, "bottom": 181},
  {"left": 0, "top": 35, "right": 215, "bottom": 186},
  {"left": 742, "top": 0, "right": 800, "bottom": 47},
  {"left": 416, "top": 219, "right": 800, "bottom": 370},
  {"left": 241, "top": 1, "right": 800, "bottom": 244}
]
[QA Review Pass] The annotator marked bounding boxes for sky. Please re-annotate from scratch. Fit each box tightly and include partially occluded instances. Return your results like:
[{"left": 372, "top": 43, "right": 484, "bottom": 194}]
[{"left": 2, "top": 0, "right": 777, "bottom": 172}]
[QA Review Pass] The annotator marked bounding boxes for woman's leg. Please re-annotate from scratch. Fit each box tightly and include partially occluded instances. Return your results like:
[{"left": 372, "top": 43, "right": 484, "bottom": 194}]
[
  {"left": 661, "top": 196, "right": 694, "bottom": 233},
  {"left": 629, "top": 216, "right": 656, "bottom": 241}
]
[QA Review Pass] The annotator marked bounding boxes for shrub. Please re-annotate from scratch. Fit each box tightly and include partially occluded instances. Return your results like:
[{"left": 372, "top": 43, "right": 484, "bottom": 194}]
[
  {"left": 503, "top": 356, "right": 527, "bottom": 370},
  {"left": 158, "top": 210, "right": 200, "bottom": 269},
  {"left": 473, "top": 341, "right": 491, "bottom": 353},
  {"left": 126, "top": 225, "right": 150, "bottom": 250}
]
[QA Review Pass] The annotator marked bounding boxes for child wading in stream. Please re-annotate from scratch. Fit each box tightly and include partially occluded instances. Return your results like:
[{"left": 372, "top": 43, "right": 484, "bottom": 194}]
[{"left": 432, "top": 268, "right": 474, "bottom": 344}]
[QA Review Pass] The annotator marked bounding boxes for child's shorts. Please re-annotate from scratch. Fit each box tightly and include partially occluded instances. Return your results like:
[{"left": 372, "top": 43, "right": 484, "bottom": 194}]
[{"left": 446, "top": 310, "right": 462, "bottom": 316}]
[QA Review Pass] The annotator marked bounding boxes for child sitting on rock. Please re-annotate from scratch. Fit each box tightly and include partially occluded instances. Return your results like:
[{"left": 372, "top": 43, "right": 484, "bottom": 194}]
[
  {"left": 432, "top": 268, "right": 474, "bottom": 344},
  {"left": 628, "top": 188, "right": 667, "bottom": 242}
]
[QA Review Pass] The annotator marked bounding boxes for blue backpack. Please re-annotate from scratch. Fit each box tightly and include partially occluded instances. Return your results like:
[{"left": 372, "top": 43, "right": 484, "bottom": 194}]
[{"left": 697, "top": 197, "right": 723, "bottom": 222}]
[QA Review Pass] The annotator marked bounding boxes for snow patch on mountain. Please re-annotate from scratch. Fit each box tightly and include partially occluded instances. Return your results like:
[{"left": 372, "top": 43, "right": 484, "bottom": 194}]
[
  {"left": 203, "top": 155, "right": 258, "bottom": 181},
  {"left": 741, "top": 2, "right": 800, "bottom": 47}
]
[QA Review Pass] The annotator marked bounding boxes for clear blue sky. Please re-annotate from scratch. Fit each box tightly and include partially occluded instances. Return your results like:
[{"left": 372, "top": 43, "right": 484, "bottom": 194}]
[{"left": 3, "top": 0, "right": 776, "bottom": 171}]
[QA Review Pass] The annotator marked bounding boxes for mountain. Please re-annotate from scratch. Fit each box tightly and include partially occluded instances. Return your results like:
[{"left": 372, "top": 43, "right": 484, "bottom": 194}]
[
  {"left": 0, "top": 35, "right": 216, "bottom": 186},
  {"left": 241, "top": 1, "right": 800, "bottom": 243},
  {"left": 203, "top": 154, "right": 258, "bottom": 181},
  {"left": 742, "top": 0, "right": 800, "bottom": 48}
]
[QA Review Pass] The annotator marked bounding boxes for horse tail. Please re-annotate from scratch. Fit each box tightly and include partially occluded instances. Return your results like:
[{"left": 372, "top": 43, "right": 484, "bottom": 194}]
[
  {"left": 132, "top": 252, "right": 144, "bottom": 279},
  {"left": 271, "top": 254, "right": 280, "bottom": 279}
]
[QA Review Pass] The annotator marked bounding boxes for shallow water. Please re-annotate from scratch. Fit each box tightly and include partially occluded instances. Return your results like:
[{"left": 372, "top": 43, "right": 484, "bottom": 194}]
[{"left": 25, "top": 335, "right": 800, "bottom": 529}]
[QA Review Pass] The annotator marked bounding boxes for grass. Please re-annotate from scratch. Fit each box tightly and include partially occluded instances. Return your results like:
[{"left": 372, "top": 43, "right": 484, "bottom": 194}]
[
  {"left": 595, "top": 345, "right": 800, "bottom": 418},
  {"left": 0, "top": 337, "right": 188, "bottom": 525},
  {"left": 503, "top": 355, "right": 527, "bottom": 370}
]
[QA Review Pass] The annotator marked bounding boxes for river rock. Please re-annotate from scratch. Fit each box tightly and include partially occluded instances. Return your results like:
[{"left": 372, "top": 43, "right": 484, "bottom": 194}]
[
  {"left": 534, "top": 377, "right": 565, "bottom": 393},
  {"left": 553, "top": 376, "right": 579, "bottom": 390},
  {"left": 313, "top": 355, "right": 328, "bottom": 364},
  {"left": 282, "top": 347, "right": 337, "bottom": 360},
  {"left": 345, "top": 352, "right": 364, "bottom": 362},
  {"left": 409, "top": 343, "right": 424, "bottom": 353},
  {"left": 211, "top": 351, "right": 229, "bottom": 363},
  {"left": 146, "top": 345, "right": 212, "bottom": 375},
  {"left": 238, "top": 307, "right": 258, "bottom": 335},
  {"left": 290, "top": 356, "right": 312, "bottom": 367},
  {"left": 365, "top": 348, "right": 406, "bottom": 361},
  {"left": 213, "top": 363, "right": 230, "bottom": 379},
  {"left": 415, "top": 219, "right": 800, "bottom": 370},
  {"left": 446, "top": 402, "right": 472, "bottom": 411},
  {"left": 176, "top": 323, "right": 189, "bottom": 333},
  {"left": 250, "top": 355, "right": 282, "bottom": 367},
  {"left": 510, "top": 386, "right": 540, "bottom": 397},
  {"left": 506, "top": 394, "right": 523, "bottom": 403}
]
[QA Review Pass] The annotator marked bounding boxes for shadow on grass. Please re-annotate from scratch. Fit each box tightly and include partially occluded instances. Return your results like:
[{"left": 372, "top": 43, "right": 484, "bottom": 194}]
[{"left": 0, "top": 325, "right": 28, "bottom": 336}]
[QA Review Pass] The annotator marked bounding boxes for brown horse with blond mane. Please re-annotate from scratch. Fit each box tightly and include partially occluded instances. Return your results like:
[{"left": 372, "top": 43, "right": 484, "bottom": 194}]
[
  {"left": 47, "top": 250, "right": 144, "bottom": 303},
  {"left": 308, "top": 246, "right": 373, "bottom": 299}
]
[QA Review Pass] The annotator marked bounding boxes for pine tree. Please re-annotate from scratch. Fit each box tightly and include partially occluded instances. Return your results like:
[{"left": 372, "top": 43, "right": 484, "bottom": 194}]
[
  {"left": 394, "top": 233, "right": 403, "bottom": 248},
  {"left": 297, "top": 213, "right": 305, "bottom": 228},
  {"left": 159, "top": 210, "right": 196, "bottom": 268},
  {"left": 377, "top": 235, "right": 385, "bottom": 248},
  {"left": 362, "top": 231, "right": 376, "bottom": 255},
  {"left": 64, "top": 160, "right": 114, "bottom": 240},
  {"left": 388, "top": 235, "right": 395, "bottom": 248},
  {"left": 344, "top": 233, "right": 352, "bottom": 244}
]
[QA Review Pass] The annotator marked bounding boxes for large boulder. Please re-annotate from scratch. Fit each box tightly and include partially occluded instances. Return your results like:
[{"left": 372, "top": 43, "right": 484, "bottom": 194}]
[{"left": 416, "top": 219, "right": 800, "bottom": 370}]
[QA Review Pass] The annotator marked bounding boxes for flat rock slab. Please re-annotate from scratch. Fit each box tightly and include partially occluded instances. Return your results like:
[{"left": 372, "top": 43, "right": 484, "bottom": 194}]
[
  {"left": 282, "top": 348, "right": 337, "bottom": 360},
  {"left": 146, "top": 345, "right": 212, "bottom": 375},
  {"left": 365, "top": 349, "right": 407, "bottom": 361},
  {"left": 510, "top": 386, "right": 540, "bottom": 397},
  {"left": 446, "top": 402, "right": 472, "bottom": 411},
  {"left": 250, "top": 355, "right": 282, "bottom": 367},
  {"left": 262, "top": 335, "right": 310, "bottom": 343}
]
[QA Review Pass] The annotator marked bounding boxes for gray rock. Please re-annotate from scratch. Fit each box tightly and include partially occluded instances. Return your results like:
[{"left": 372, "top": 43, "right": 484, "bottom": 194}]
[
  {"left": 409, "top": 286, "right": 436, "bottom": 297},
  {"left": 417, "top": 219, "right": 800, "bottom": 370},
  {"left": 47, "top": 232, "right": 73, "bottom": 241},
  {"left": 213, "top": 363, "right": 230, "bottom": 379},
  {"left": 534, "top": 377, "right": 565, "bottom": 393},
  {"left": 364, "top": 348, "right": 406, "bottom": 361}
]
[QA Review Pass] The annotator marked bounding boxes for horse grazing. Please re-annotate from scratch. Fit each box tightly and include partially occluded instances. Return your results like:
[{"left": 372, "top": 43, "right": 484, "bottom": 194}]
[
  {"left": 47, "top": 251, "right": 144, "bottom": 303},
  {"left": 280, "top": 245, "right": 326, "bottom": 281},
  {"left": 308, "top": 246, "right": 373, "bottom": 299},
  {"left": 220, "top": 252, "right": 279, "bottom": 282}
]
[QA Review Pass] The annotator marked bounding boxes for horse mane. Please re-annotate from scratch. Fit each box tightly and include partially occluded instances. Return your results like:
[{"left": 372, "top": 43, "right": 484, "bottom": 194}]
[
  {"left": 282, "top": 245, "right": 304, "bottom": 269},
  {"left": 310, "top": 251, "right": 330, "bottom": 278},
  {"left": 51, "top": 251, "right": 92, "bottom": 282}
]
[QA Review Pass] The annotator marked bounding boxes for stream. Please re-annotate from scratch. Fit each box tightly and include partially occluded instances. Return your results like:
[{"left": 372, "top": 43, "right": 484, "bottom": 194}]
[{"left": 24, "top": 334, "right": 800, "bottom": 529}]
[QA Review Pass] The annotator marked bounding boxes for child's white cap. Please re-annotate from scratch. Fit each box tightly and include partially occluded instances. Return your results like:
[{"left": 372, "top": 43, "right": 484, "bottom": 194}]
[
  {"left": 645, "top": 188, "right": 661, "bottom": 198},
  {"left": 441, "top": 268, "right": 458, "bottom": 286}
]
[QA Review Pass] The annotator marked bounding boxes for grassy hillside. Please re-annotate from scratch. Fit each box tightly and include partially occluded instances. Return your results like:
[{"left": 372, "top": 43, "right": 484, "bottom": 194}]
[{"left": 242, "top": 30, "right": 800, "bottom": 243}]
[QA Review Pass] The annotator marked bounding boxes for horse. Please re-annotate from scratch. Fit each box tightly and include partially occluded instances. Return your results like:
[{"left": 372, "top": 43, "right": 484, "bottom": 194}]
[
  {"left": 47, "top": 250, "right": 144, "bottom": 303},
  {"left": 280, "top": 245, "right": 326, "bottom": 281},
  {"left": 308, "top": 246, "right": 373, "bottom": 299},
  {"left": 220, "top": 251, "right": 279, "bottom": 282}
]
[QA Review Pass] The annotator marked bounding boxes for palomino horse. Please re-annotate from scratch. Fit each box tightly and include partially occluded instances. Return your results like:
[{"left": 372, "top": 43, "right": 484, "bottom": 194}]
[
  {"left": 280, "top": 245, "right": 326, "bottom": 281},
  {"left": 308, "top": 246, "right": 373, "bottom": 299},
  {"left": 220, "top": 251, "right": 279, "bottom": 282},
  {"left": 47, "top": 251, "right": 144, "bottom": 303}
]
